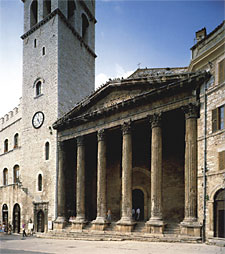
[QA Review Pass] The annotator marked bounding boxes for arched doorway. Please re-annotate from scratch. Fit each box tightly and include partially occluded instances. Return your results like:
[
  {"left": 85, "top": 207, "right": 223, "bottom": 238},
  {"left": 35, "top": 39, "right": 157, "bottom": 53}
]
[
  {"left": 13, "top": 204, "right": 20, "bottom": 233},
  {"left": 37, "top": 210, "right": 45, "bottom": 232},
  {"left": 132, "top": 189, "right": 144, "bottom": 221},
  {"left": 214, "top": 189, "right": 225, "bottom": 238},
  {"left": 2, "top": 204, "right": 8, "bottom": 225}
]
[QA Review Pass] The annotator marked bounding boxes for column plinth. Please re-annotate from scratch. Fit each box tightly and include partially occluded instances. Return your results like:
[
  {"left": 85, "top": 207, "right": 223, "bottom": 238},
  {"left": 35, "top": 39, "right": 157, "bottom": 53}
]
[
  {"left": 180, "top": 104, "right": 201, "bottom": 237},
  {"left": 116, "top": 121, "right": 135, "bottom": 232},
  {"left": 146, "top": 114, "right": 165, "bottom": 234},
  {"left": 73, "top": 136, "right": 86, "bottom": 230},
  {"left": 92, "top": 129, "right": 108, "bottom": 231},
  {"left": 54, "top": 141, "right": 66, "bottom": 230}
]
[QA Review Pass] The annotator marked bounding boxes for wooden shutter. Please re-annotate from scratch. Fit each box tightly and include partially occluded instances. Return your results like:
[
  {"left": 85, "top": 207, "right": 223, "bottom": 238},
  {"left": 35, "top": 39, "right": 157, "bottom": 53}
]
[
  {"left": 219, "top": 151, "right": 225, "bottom": 171},
  {"left": 212, "top": 108, "right": 218, "bottom": 132},
  {"left": 218, "top": 58, "right": 225, "bottom": 84}
]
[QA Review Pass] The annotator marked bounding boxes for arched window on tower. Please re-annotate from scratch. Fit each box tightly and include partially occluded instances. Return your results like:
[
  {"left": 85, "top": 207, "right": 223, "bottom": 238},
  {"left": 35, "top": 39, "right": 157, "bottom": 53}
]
[
  {"left": 38, "top": 174, "right": 43, "bottom": 191},
  {"left": 3, "top": 168, "right": 8, "bottom": 186},
  {"left": 82, "top": 13, "right": 89, "bottom": 42},
  {"left": 43, "top": 0, "right": 51, "bottom": 18},
  {"left": 36, "top": 81, "right": 42, "bottom": 96},
  {"left": 14, "top": 133, "right": 19, "bottom": 148},
  {"left": 13, "top": 165, "right": 20, "bottom": 184},
  {"left": 45, "top": 142, "right": 50, "bottom": 160},
  {"left": 67, "top": 0, "right": 76, "bottom": 26},
  {"left": 4, "top": 139, "right": 8, "bottom": 153},
  {"left": 30, "top": 0, "right": 38, "bottom": 28}
]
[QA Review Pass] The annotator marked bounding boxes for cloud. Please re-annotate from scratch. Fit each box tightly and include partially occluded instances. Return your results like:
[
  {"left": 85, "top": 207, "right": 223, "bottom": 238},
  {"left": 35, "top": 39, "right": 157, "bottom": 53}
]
[{"left": 95, "top": 64, "right": 134, "bottom": 90}]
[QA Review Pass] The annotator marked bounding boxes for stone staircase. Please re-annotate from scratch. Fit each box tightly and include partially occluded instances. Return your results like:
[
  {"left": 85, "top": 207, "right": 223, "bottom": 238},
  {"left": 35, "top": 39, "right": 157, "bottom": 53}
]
[{"left": 37, "top": 221, "right": 202, "bottom": 243}]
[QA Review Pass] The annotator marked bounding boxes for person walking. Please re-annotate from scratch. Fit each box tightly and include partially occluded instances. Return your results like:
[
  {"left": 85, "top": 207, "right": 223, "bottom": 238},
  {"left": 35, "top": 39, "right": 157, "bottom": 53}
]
[
  {"left": 136, "top": 208, "right": 140, "bottom": 221},
  {"left": 22, "top": 223, "right": 27, "bottom": 237}
]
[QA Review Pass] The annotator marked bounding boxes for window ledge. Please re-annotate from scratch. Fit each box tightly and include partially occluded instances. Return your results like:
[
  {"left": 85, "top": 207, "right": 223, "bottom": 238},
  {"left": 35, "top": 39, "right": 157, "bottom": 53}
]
[{"left": 34, "top": 94, "right": 43, "bottom": 99}]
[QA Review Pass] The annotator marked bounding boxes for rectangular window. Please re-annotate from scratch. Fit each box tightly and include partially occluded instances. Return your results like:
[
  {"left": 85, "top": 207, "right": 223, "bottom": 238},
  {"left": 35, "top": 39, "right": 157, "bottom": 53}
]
[
  {"left": 218, "top": 58, "right": 225, "bottom": 84},
  {"left": 212, "top": 105, "right": 225, "bottom": 132},
  {"left": 219, "top": 151, "right": 225, "bottom": 171}
]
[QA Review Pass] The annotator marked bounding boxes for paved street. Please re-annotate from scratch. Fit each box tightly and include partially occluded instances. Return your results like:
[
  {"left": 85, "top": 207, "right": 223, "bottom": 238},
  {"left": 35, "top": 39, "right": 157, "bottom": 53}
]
[{"left": 0, "top": 234, "right": 224, "bottom": 254}]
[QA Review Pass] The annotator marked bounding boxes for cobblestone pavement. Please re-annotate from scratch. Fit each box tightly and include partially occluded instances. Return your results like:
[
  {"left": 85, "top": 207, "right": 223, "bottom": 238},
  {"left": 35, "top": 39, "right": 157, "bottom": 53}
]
[{"left": 0, "top": 234, "right": 224, "bottom": 254}]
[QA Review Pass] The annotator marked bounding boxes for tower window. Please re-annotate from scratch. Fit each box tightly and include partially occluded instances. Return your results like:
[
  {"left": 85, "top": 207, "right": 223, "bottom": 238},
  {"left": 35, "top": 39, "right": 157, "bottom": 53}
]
[
  {"left": 43, "top": 0, "right": 51, "bottom": 18},
  {"left": 30, "top": 0, "right": 38, "bottom": 28},
  {"left": 13, "top": 165, "right": 20, "bottom": 184},
  {"left": 36, "top": 81, "right": 42, "bottom": 96},
  {"left": 42, "top": 47, "right": 46, "bottom": 56},
  {"left": 38, "top": 174, "right": 43, "bottom": 191},
  {"left": 3, "top": 168, "right": 8, "bottom": 186},
  {"left": 4, "top": 139, "right": 8, "bottom": 153},
  {"left": 34, "top": 39, "right": 37, "bottom": 48},
  {"left": 82, "top": 13, "right": 89, "bottom": 42},
  {"left": 45, "top": 142, "right": 50, "bottom": 160},
  {"left": 68, "top": 0, "right": 76, "bottom": 24},
  {"left": 14, "top": 133, "right": 19, "bottom": 148}
]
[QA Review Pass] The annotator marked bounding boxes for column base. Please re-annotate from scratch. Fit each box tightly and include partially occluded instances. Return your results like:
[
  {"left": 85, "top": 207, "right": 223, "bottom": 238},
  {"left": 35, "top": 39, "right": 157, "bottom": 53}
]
[
  {"left": 116, "top": 218, "right": 135, "bottom": 232},
  {"left": 146, "top": 219, "right": 165, "bottom": 234},
  {"left": 92, "top": 217, "right": 108, "bottom": 231},
  {"left": 71, "top": 216, "right": 87, "bottom": 230},
  {"left": 180, "top": 219, "right": 202, "bottom": 237},
  {"left": 54, "top": 216, "right": 66, "bottom": 230}
]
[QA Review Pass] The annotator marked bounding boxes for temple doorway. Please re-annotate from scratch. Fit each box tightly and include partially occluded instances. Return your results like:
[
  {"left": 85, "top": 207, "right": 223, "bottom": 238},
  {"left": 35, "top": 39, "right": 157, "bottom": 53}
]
[
  {"left": 214, "top": 189, "right": 225, "bottom": 238},
  {"left": 37, "top": 210, "right": 45, "bottom": 232},
  {"left": 13, "top": 204, "right": 20, "bottom": 233},
  {"left": 132, "top": 189, "right": 144, "bottom": 221}
]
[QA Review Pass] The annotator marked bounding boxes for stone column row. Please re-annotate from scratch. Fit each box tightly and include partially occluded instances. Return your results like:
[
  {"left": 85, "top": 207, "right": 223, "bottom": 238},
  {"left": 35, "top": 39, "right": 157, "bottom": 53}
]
[{"left": 55, "top": 103, "right": 200, "bottom": 235}]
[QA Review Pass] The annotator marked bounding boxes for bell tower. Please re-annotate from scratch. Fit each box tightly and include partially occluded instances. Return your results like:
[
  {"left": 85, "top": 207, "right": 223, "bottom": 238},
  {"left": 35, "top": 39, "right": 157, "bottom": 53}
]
[{"left": 20, "top": 0, "right": 96, "bottom": 221}]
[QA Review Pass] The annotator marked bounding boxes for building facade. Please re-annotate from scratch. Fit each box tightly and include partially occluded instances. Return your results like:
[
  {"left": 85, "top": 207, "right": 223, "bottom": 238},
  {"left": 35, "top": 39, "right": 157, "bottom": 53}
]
[{"left": 0, "top": 0, "right": 95, "bottom": 233}]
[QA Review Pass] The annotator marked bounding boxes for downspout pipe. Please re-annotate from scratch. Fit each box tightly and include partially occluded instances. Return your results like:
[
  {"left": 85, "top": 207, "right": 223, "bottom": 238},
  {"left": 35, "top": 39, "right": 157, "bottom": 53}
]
[{"left": 202, "top": 80, "right": 208, "bottom": 242}]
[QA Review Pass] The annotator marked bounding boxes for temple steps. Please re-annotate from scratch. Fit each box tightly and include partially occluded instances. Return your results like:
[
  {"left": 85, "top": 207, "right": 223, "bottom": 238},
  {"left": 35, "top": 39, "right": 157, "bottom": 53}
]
[{"left": 37, "top": 222, "right": 201, "bottom": 243}]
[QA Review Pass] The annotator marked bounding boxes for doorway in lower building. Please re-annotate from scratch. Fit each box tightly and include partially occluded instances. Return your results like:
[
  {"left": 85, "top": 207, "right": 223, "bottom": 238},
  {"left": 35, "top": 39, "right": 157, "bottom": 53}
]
[
  {"left": 214, "top": 189, "right": 225, "bottom": 238},
  {"left": 37, "top": 210, "right": 45, "bottom": 232},
  {"left": 13, "top": 204, "right": 20, "bottom": 233}
]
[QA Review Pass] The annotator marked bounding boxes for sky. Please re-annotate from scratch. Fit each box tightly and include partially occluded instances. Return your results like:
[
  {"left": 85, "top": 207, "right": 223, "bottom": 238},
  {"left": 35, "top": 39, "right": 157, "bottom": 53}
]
[{"left": 0, "top": 0, "right": 224, "bottom": 117}]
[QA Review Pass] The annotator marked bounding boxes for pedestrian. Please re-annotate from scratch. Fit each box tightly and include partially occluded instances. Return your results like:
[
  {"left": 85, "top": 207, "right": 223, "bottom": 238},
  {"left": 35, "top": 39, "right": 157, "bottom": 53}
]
[
  {"left": 136, "top": 208, "right": 140, "bottom": 221},
  {"left": 22, "top": 223, "right": 27, "bottom": 237},
  {"left": 132, "top": 208, "right": 135, "bottom": 220},
  {"left": 106, "top": 209, "right": 111, "bottom": 222},
  {"left": 28, "top": 219, "right": 34, "bottom": 236},
  {"left": 8, "top": 223, "right": 12, "bottom": 235}
]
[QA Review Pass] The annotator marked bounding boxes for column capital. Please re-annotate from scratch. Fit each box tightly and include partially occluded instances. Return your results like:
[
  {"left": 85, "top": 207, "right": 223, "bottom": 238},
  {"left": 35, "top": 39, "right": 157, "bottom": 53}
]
[
  {"left": 149, "top": 113, "right": 162, "bottom": 128},
  {"left": 77, "top": 135, "right": 85, "bottom": 146},
  {"left": 182, "top": 103, "right": 199, "bottom": 119},
  {"left": 122, "top": 120, "right": 132, "bottom": 135},
  {"left": 97, "top": 129, "right": 106, "bottom": 142}
]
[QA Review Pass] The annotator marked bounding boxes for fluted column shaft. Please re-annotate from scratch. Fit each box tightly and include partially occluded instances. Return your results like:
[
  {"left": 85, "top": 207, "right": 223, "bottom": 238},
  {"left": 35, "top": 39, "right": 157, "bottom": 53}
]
[
  {"left": 182, "top": 104, "right": 198, "bottom": 222},
  {"left": 56, "top": 141, "right": 66, "bottom": 222},
  {"left": 95, "top": 129, "right": 107, "bottom": 222},
  {"left": 75, "top": 136, "right": 86, "bottom": 222},
  {"left": 149, "top": 114, "right": 163, "bottom": 222},
  {"left": 120, "top": 121, "right": 133, "bottom": 222}
]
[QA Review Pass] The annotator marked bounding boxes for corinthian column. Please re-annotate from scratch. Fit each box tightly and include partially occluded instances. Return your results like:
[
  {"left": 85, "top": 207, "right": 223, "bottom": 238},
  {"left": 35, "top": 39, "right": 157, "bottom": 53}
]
[
  {"left": 74, "top": 136, "right": 86, "bottom": 225},
  {"left": 146, "top": 113, "right": 164, "bottom": 234},
  {"left": 92, "top": 129, "right": 107, "bottom": 230},
  {"left": 180, "top": 103, "right": 201, "bottom": 236},
  {"left": 117, "top": 121, "right": 134, "bottom": 232},
  {"left": 54, "top": 141, "right": 66, "bottom": 229}
]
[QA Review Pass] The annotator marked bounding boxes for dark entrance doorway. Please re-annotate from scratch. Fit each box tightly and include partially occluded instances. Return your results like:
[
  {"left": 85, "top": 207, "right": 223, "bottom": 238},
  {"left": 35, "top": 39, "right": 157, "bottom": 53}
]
[
  {"left": 2, "top": 204, "right": 8, "bottom": 226},
  {"left": 13, "top": 204, "right": 20, "bottom": 233},
  {"left": 37, "top": 210, "right": 45, "bottom": 232},
  {"left": 132, "top": 189, "right": 144, "bottom": 221},
  {"left": 214, "top": 189, "right": 225, "bottom": 238}
]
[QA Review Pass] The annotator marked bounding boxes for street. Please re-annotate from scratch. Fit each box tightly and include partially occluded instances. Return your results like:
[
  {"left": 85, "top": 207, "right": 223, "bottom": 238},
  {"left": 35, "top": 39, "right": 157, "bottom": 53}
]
[{"left": 0, "top": 234, "right": 224, "bottom": 254}]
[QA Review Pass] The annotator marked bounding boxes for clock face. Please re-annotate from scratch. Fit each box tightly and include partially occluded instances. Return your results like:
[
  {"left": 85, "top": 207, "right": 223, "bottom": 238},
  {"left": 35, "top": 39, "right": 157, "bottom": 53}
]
[{"left": 32, "top": 111, "right": 44, "bottom": 129}]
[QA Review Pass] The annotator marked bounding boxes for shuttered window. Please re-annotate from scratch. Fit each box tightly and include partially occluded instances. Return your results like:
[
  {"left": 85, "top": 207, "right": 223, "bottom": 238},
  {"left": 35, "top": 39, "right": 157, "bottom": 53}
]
[
  {"left": 218, "top": 58, "right": 225, "bottom": 84},
  {"left": 212, "top": 105, "right": 225, "bottom": 132},
  {"left": 219, "top": 151, "right": 225, "bottom": 171}
]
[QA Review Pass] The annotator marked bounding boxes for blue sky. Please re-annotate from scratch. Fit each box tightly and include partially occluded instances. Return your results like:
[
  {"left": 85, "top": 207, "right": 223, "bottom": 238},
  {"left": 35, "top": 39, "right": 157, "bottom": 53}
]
[{"left": 0, "top": 0, "right": 224, "bottom": 116}]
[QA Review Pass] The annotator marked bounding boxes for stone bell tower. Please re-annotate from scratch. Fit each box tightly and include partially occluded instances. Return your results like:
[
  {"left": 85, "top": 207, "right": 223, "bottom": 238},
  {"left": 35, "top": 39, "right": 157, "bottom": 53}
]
[{"left": 20, "top": 0, "right": 96, "bottom": 224}]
